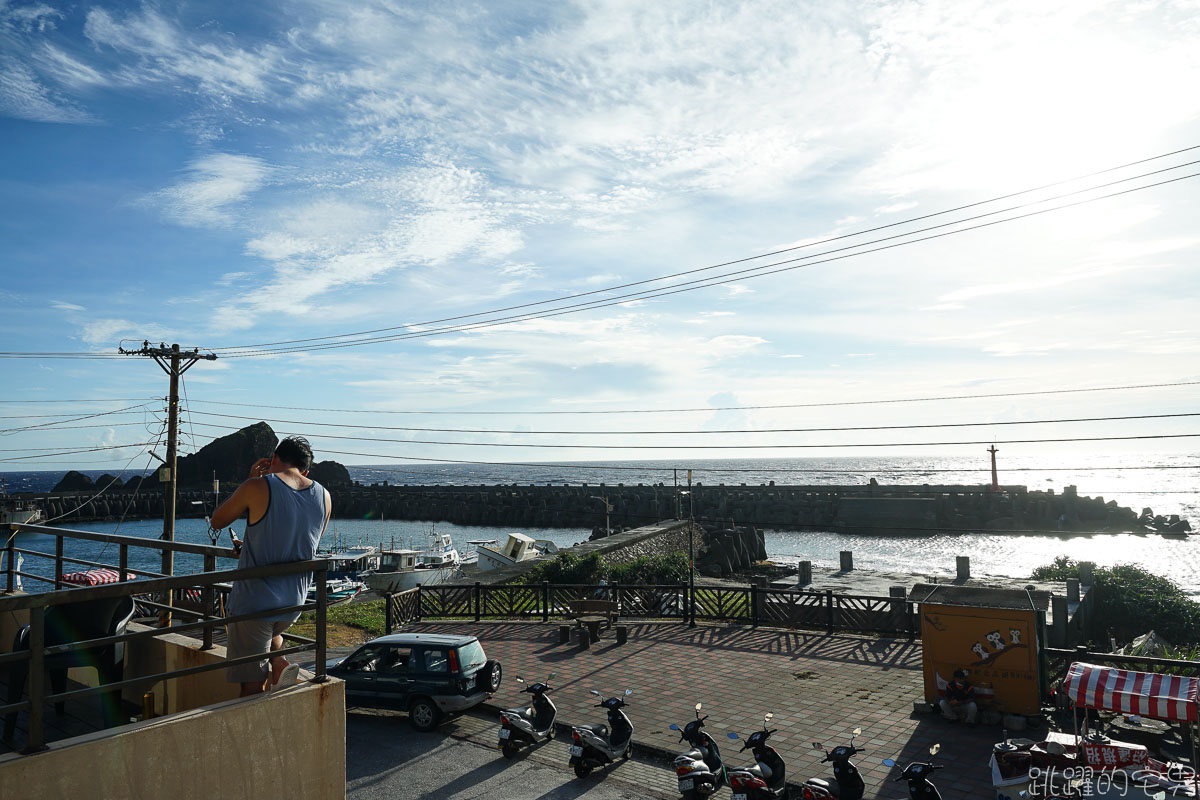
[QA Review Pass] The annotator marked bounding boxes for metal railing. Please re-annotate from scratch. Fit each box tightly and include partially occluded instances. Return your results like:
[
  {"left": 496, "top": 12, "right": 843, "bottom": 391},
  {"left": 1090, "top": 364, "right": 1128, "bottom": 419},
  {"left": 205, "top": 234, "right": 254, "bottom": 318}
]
[
  {"left": 386, "top": 581, "right": 918, "bottom": 637},
  {"left": 2, "top": 522, "right": 330, "bottom": 754}
]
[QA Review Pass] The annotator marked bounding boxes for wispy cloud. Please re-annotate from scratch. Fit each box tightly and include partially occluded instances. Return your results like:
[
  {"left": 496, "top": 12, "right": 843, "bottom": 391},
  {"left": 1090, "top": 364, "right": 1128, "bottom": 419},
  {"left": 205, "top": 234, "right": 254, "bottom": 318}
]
[
  {"left": 51, "top": 300, "right": 85, "bottom": 311},
  {"left": 150, "top": 153, "right": 270, "bottom": 227}
]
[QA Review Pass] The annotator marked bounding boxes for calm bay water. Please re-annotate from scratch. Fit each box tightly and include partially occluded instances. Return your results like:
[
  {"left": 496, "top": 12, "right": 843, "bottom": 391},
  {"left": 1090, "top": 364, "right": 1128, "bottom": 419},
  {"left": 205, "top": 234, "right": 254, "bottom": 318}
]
[{"left": 6, "top": 454, "right": 1198, "bottom": 593}]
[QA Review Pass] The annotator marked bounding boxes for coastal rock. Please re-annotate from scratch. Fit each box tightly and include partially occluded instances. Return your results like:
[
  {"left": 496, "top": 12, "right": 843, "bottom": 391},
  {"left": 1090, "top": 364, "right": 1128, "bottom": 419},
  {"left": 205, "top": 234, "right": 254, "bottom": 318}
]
[
  {"left": 52, "top": 471, "right": 94, "bottom": 492},
  {"left": 176, "top": 422, "right": 278, "bottom": 486},
  {"left": 309, "top": 460, "right": 351, "bottom": 486}
]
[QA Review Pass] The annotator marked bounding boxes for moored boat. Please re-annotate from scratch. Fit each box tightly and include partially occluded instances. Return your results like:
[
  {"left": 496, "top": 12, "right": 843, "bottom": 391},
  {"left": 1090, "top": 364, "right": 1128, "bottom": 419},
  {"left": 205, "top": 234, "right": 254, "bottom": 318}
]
[{"left": 475, "top": 532, "right": 558, "bottom": 572}]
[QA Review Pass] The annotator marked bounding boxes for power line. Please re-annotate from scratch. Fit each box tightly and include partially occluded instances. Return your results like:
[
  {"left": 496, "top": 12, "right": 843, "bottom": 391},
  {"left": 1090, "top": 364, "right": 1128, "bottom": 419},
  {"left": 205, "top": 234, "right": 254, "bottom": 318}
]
[
  {"left": 0, "top": 397, "right": 157, "bottom": 404},
  {"left": 213, "top": 168, "right": 1200, "bottom": 357},
  {"left": 0, "top": 404, "right": 156, "bottom": 435},
  {"left": 183, "top": 408, "right": 1200, "bottom": 436},
  {"left": 181, "top": 380, "right": 1200, "bottom": 416},
  {"left": 0, "top": 441, "right": 160, "bottom": 462},
  {"left": 206, "top": 145, "right": 1200, "bottom": 353}
]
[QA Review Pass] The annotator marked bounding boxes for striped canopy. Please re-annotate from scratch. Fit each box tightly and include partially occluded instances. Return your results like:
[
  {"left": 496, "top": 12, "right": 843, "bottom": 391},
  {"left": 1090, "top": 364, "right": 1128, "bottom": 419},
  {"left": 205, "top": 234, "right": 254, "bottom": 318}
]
[
  {"left": 60, "top": 568, "right": 136, "bottom": 586},
  {"left": 1064, "top": 662, "right": 1199, "bottom": 722}
]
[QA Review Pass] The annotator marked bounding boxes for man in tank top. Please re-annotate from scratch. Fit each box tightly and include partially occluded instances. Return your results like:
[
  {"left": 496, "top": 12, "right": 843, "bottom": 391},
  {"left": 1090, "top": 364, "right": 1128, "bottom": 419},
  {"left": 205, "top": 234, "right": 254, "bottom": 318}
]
[{"left": 209, "top": 436, "right": 332, "bottom": 696}]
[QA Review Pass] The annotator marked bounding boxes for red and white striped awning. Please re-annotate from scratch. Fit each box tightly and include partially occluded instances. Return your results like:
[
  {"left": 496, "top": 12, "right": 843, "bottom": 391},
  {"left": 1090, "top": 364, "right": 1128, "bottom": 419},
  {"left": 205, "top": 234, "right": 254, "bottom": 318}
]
[
  {"left": 60, "top": 568, "right": 137, "bottom": 586},
  {"left": 1064, "top": 661, "right": 1199, "bottom": 722}
]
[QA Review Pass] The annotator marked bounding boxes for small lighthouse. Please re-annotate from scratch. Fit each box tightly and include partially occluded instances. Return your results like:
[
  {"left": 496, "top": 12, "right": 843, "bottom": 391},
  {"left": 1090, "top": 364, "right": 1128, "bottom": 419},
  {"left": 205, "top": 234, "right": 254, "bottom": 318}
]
[{"left": 988, "top": 445, "right": 1000, "bottom": 492}]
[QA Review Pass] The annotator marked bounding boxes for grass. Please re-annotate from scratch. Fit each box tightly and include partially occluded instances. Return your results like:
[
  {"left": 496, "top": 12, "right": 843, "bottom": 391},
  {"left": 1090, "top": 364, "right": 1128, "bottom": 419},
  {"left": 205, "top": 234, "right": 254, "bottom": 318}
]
[{"left": 289, "top": 598, "right": 387, "bottom": 647}]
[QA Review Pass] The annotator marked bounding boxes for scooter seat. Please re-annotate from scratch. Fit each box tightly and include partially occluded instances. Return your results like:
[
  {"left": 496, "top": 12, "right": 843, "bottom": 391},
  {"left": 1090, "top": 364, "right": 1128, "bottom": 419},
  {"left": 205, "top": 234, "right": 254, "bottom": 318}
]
[
  {"left": 805, "top": 777, "right": 837, "bottom": 796},
  {"left": 503, "top": 706, "right": 534, "bottom": 720},
  {"left": 577, "top": 723, "right": 608, "bottom": 737}
]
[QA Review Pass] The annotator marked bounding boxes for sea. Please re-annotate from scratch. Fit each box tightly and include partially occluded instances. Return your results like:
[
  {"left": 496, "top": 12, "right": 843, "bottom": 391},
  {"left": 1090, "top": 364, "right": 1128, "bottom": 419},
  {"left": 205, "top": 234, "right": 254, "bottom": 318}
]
[{"left": 4, "top": 453, "right": 1198, "bottom": 594}]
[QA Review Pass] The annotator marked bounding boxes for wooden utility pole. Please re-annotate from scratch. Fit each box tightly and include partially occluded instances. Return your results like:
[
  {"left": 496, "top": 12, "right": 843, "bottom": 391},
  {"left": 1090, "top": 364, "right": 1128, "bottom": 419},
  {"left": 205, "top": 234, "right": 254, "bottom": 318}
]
[{"left": 119, "top": 342, "right": 217, "bottom": 625}]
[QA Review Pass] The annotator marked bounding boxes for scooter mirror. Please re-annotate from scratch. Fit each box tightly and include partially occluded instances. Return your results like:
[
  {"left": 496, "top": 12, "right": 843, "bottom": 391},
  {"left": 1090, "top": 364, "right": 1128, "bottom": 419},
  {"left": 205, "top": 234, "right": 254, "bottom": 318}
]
[
  {"left": 670, "top": 724, "right": 681, "bottom": 731},
  {"left": 929, "top": 744, "right": 941, "bottom": 755},
  {"left": 811, "top": 742, "right": 825, "bottom": 751},
  {"left": 589, "top": 690, "right": 601, "bottom": 696},
  {"left": 764, "top": 713, "right": 773, "bottom": 723},
  {"left": 882, "top": 759, "right": 897, "bottom": 767},
  {"left": 515, "top": 676, "right": 524, "bottom": 684},
  {"left": 852, "top": 727, "right": 861, "bottom": 737},
  {"left": 695, "top": 703, "right": 702, "bottom": 711},
  {"left": 1152, "top": 793, "right": 1166, "bottom": 800},
  {"left": 548, "top": 672, "right": 556, "bottom": 680},
  {"left": 625, "top": 689, "right": 633, "bottom": 696},
  {"left": 728, "top": 733, "right": 740, "bottom": 740}
]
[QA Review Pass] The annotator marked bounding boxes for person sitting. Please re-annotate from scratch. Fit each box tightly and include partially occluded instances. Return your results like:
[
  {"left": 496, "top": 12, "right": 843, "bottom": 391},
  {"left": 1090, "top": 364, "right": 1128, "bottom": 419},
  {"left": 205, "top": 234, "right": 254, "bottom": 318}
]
[{"left": 940, "top": 669, "right": 978, "bottom": 724}]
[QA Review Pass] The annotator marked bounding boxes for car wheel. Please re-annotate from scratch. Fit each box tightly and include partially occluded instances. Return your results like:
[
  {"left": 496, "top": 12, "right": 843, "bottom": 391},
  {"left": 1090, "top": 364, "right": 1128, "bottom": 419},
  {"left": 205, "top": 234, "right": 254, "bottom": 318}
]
[
  {"left": 573, "top": 762, "right": 592, "bottom": 779},
  {"left": 481, "top": 659, "right": 503, "bottom": 693},
  {"left": 408, "top": 697, "right": 441, "bottom": 732},
  {"left": 502, "top": 740, "right": 520, "bottom": 759}
]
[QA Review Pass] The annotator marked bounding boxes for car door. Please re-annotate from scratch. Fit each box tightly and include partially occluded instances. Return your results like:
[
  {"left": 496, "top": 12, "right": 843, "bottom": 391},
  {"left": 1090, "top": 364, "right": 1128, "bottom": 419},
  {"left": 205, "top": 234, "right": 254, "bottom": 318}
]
[
  {"left": 372, "top": 645, "right": 414, "bottom": 704},
  {"left": 413, "top": 646, "right": 451, "bottom": 698},
  {"left": 336, "top": 643, "right": 390, "bottom": 704}
]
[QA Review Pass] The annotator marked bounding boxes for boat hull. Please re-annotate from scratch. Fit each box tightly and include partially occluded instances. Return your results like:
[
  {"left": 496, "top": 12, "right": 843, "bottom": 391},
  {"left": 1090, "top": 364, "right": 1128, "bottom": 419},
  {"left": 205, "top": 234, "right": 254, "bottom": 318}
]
[{"left": 365, "top": 565, "right": 458, "bottom": 593}]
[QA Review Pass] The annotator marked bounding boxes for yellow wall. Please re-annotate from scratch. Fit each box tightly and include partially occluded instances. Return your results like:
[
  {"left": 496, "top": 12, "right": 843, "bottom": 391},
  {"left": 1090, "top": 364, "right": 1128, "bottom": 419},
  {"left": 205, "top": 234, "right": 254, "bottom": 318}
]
[{"left": 0, "top": 679, "right": 346, "bottom": 800}]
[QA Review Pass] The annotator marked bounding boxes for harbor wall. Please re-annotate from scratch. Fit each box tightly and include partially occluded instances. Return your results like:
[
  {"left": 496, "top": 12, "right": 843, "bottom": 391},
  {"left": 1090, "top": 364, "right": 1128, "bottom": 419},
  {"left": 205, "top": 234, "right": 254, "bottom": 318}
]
[{"left": 22, "top": 481, "right": 1185, "bottom": 535}]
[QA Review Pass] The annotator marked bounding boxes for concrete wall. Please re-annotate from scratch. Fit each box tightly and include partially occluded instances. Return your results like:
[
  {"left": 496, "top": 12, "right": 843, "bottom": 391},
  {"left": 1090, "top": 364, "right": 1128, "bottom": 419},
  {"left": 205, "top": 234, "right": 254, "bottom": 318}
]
[{"left": 0, "top": 678, "right": 346, "bottom": 800}]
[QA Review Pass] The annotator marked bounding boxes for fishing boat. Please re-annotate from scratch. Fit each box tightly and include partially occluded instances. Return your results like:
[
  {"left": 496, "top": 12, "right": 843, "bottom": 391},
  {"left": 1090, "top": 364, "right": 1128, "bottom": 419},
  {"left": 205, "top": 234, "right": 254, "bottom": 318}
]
[
  {"left": 308, "top": 577, "right": 365, "bottom": 606},
  {"left": 317, "top": 533, "right": 381, "bottom": 580},
  {"left": 364, "top": 528, "right": 463, "bottom": 593},
  {"left": 0, "top": 487, "right": 41, "bottom": 526},
  {"left": 460, "top": 539, "right": 497, "bottom": 565},
  {"left": 475, "top": 532, "right": 559, "bottom": 572}
]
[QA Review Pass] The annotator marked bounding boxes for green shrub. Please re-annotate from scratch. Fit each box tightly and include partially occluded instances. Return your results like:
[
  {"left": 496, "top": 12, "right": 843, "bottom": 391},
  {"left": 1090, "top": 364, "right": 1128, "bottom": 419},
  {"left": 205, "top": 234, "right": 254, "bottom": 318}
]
[
  {"left": 1031, "top": 557, "right": 1200, "bottom": 646},
  {"left": 523, "top": 550, "right": 691, "bottom": 585},
  {"left": 607, "top": 552, "right": 691, "bottom": 584},
  {"left": 523, "top": 551, "right": 607, "bottom": 585}
]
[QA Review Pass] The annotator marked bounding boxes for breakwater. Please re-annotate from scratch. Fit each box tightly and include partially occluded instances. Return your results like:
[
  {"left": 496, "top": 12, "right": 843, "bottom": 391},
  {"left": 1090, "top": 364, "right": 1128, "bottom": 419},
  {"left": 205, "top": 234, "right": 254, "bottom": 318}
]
[{"left": 17, "top": 481, "right": 1190, "bottom": 535}]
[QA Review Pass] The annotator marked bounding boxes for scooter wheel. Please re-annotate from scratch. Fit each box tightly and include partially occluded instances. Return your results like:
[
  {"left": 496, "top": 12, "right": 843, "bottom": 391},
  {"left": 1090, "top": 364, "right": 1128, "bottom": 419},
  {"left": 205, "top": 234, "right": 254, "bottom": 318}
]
[
  {"left": 502, "top": 741, "right": 520, "bottom": 759},
  {"left": 573, "top": 762, "right": 592, "bottom": 779},
  {"left": 623, "top": 744, "right": 632, "bottom": 760}
]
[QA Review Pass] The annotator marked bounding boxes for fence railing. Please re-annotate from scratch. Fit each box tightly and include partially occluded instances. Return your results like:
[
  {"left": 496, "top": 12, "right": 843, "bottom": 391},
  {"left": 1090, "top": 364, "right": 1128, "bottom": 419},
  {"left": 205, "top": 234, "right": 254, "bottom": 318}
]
[
  {"left": 2, "top": 522, "right": 330, "bottom": 755},
  {"left": 386, "top": 581, "right": 919, "bottom": 637},
  {"left": 1044, "top": 645, "right": 1200, "bottom": 687}
]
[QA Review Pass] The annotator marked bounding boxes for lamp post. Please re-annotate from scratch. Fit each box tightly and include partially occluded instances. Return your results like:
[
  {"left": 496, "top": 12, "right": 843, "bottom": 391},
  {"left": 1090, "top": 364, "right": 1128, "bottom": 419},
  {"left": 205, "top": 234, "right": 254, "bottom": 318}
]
[{"left": 590, "top": 495, "right": 613, "bottom": 535}]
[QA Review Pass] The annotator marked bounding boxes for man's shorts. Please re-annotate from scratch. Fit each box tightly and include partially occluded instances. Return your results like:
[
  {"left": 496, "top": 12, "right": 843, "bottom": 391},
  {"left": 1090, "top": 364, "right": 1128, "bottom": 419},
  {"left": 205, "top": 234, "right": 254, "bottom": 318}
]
[{"left": 225, "top": 616, "right": 299, "bottom": 683}]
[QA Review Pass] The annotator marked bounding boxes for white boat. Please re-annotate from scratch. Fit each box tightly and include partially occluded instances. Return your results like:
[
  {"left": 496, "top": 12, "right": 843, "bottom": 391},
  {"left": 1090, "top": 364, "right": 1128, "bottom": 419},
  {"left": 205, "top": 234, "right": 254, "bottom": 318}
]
[
  {"left": 317, "top": 533, "right": 381, "bottom": 580},
  {"left": 307, "top": 577, "right": 366, "bottom": 605},
  {"left": 0, "top": 489, "right": 41, "bottom": 526},
  {"left": 460, "top": 539, "right": 497, "bottom": 565},
  {"left": 475, "top": 532, "right": 559, "bottom": 572},
  {"left": 364, "top": 529, "right": 462, "bottom": 593}
]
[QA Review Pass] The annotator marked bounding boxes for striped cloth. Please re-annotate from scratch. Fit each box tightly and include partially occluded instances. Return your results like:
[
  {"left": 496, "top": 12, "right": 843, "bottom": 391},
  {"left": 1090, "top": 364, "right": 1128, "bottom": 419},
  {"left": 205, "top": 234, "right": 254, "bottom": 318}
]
[
  {"left": 1064, "top": 661, "right": 1198, "bottom": 722},
  {"left": 60, "top": 568, "right": 137, "bottom": 586}
]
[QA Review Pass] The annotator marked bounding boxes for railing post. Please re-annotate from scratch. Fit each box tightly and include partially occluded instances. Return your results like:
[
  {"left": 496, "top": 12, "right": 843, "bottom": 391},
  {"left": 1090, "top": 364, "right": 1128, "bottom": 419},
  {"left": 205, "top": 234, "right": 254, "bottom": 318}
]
[
  {"left": 680, "top": 582, "right": 688, "bottom": 625},
  {"left": 4, "top": 527, "right": 14, "bottom": 593},
  {"left": 314, "top": 568, "right": 328, "bottom": 682},
  {"left": 688, "top": 579, "right": 697, "bottom": 628},
  {"left": 415, "top": 585, "right": 422, "bottom": 622},
  {"left": 542, "top": 581, "right": 550, "bottom": 623},
  {"left": 826, "top": 589, "right": 835, "bottom": 634},
  {"left": 119, "top": 545, "right": 129, "bottom": 583},
  {"left": 201, "top": 554, "right": 215, "bottom": 650},
  {"left": 750, "top": 583, "right": 759, "bottom": 628},
  {"left": 24, "top": 606, "right": 46, "bottom": 753},
  {"left": 54, "top": 536, "right": 64, "bottom": 590},
  {"left": 474, "top": 581, "right": 481, "bottom": 622},
  {"left": 385, "top": 592, "right": 394, "bottom": 634}
]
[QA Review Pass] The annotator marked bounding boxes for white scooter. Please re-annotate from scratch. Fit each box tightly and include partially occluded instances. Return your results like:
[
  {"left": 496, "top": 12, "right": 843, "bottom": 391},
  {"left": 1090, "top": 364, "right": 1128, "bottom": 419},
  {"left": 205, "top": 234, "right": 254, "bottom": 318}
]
[
  {"left": 568, "top": 689, "right": 634, "bottom": 779},
  {"left": 498, "top": 674, "right": 557, "bottom": 758}
]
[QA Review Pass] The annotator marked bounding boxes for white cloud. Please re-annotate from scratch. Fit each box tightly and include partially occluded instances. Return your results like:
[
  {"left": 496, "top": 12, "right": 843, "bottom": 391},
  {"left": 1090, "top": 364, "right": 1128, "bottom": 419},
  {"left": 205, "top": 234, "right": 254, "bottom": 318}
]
[
  {"left": 51, "top": 300, "right": 85, "bottom": 311},
  {"left": 0, "top": 56, "right": 94, "bottom": 123},
  {"left": 151, "top": 153, "right": 270, "bottom": 227},
  {"left": 876, "top": 201, "right": 917, "bottom": 214}
]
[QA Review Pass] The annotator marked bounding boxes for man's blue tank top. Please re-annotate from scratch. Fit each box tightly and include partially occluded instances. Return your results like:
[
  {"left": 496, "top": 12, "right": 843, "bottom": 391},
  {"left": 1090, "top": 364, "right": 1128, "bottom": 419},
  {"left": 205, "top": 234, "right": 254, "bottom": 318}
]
[{"left": 228, "top": 474, "right": 327, "bottom": 621}]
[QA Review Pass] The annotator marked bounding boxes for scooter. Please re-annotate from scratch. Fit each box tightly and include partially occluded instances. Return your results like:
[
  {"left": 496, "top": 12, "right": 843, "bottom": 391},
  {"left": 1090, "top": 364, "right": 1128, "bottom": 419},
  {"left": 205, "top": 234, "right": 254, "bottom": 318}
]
[
  {"left": 727, "top": 712, "right": 788, "bottom": 799},
  {"left": 883, "top": 744, "right": 943, "bottom": 800},
  {"left": 800, "top": 727, "right": 866, "bottom": 800},
  {"left": 670, "top": 702, "right": 728, "bottom": 799},
  {"left": 498, "top": 674, "right": 556, "bottom": 759},
  {"left": 569, "top": 689, "right": 633, "bottom": 779}
]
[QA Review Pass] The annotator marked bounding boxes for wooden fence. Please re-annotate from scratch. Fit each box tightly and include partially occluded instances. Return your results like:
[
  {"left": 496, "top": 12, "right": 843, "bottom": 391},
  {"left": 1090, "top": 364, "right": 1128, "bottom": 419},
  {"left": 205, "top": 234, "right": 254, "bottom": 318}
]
[{"left": 386, "top": 582, "right": 919, "bottom": 637}]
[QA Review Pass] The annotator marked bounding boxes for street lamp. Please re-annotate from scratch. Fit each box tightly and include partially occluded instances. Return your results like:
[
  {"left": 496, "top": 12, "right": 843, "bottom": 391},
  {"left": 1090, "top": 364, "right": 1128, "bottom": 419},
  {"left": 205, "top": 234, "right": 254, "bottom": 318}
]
[{"left": 590, "top": 495, "right": 613, "bottom": 536}]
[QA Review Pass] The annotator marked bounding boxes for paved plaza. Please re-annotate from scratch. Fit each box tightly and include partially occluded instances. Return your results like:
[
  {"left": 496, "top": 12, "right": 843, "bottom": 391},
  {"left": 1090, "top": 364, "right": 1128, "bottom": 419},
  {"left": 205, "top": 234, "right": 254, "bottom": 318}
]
[{"left": 405, "top": 619, "right": 1004, "bottom": 799}]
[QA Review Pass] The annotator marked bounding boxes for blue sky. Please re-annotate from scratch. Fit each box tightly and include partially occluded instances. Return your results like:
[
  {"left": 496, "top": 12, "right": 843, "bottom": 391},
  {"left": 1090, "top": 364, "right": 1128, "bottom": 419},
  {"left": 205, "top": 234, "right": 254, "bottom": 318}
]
[{"left": 1, "top": 0, "right": 1198, "bottom": 471}]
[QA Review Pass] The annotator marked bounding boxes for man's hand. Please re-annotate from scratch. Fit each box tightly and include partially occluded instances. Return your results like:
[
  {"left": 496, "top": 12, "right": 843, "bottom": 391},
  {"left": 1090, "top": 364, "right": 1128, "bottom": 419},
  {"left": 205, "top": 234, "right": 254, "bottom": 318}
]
[{"left": 248, "top": 457, "right": 273, "bottom": 479}]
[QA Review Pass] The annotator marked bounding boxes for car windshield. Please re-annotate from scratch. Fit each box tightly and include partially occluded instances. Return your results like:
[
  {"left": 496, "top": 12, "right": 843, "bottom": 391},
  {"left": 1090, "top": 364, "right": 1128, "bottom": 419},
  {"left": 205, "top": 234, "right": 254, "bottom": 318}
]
[{"left": 456, "top": 640, "right": 486, "bottom": 670}]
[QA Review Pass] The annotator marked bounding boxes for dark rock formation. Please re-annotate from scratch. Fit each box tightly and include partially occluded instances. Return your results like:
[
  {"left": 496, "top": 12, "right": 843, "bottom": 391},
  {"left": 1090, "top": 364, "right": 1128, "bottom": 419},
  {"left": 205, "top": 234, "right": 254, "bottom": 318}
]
[
  {"left": 95, "top": 474, "right": 124, "bottom": 489},
  {"left": 176, "top": 422, "right": 278, "bottom": 486},
  {"left": 310, "top": 460, "right": 351, "bottom": 487},
  {"left": 52, "top": 471, "right": 95, "bottom": 492}
]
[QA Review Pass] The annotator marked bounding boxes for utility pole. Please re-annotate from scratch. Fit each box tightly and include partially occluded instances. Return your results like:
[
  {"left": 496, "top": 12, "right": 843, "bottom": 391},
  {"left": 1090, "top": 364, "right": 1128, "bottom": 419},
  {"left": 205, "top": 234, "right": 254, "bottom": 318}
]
[
  {"left": 590, "top": 495, "right": 614, "bottom": 536},
  {"left": 120, "top": 342, "right": 217, "bottom": 625},
  {"left": 686, "top": 469, "right": 695, "bottom": 628}
]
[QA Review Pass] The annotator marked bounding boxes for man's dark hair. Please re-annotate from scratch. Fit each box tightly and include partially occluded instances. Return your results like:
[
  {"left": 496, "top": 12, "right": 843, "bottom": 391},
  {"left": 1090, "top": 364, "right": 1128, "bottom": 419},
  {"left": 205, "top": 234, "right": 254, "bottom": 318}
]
[{"left": 275, "top": 436, "right": 314, "bottom": 472}]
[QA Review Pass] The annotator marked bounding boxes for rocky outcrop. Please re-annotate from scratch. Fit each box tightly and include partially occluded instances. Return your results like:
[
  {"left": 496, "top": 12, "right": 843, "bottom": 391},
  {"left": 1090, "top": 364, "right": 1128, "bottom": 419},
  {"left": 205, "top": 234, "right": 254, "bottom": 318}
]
[
  {"left": 176, "top": 422, "right": 277, "bottom": 486},
  {"left": 51, "top": 471, "right": 95, "bottom": 492},
  {"left": 696, "top": 526, "right": 767, "bottom": 577},
  {"left": 310, "top": 460, "right": 351, "bottom": 487}
]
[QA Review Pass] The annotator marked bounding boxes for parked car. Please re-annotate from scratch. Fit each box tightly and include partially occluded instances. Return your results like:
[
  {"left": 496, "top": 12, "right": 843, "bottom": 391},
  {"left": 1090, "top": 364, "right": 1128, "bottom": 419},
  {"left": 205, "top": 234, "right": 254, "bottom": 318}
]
[{"left": 327, "top": 632, "right": 503, "bottom": 731}]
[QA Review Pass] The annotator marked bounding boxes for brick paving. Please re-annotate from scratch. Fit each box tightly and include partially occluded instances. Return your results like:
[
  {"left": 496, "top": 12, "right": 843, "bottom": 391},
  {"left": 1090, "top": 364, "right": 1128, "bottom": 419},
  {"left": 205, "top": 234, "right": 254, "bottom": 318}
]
[{"left": 406, "top": 619, "right": 1003, "bottom": 799}]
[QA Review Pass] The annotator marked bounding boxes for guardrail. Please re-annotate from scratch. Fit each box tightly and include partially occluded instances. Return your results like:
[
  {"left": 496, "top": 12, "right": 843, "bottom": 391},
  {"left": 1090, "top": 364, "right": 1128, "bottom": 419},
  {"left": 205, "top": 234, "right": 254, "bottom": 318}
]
[
  {"left": 2, "top": 522, "right": 330, "bottom": 755},
  {"left": 385, "top": 581, "right": 919, "bottom": 637}
]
